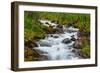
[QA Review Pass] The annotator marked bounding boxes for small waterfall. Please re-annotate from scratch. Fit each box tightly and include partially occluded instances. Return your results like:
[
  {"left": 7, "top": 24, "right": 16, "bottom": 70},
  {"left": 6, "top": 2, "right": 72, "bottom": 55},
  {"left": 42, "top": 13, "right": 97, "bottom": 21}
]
[{"left": 34, "top": 20, "right": 80, "bottom": 60}]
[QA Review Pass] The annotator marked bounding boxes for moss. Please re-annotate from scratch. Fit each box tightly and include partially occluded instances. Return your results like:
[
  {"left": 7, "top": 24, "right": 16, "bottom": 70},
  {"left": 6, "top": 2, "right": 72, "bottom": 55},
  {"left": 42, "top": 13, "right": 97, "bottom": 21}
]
[{"left": 79, "top": 45, "right": 90, "bottom": 58}]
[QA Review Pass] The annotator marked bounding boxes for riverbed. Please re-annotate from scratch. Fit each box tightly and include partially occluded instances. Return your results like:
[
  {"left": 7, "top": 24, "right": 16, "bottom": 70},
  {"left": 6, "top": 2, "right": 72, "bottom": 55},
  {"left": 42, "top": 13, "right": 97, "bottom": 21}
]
[{"left": 33, "top": 20, "right": 80, "bottom": 60}]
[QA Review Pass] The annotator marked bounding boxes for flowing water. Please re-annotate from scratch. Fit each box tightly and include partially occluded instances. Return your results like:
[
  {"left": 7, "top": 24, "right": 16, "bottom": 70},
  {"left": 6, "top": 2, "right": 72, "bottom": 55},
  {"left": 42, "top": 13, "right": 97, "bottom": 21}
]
[{"left": 34, "top": 20, "right": 80, "bottom": 60}]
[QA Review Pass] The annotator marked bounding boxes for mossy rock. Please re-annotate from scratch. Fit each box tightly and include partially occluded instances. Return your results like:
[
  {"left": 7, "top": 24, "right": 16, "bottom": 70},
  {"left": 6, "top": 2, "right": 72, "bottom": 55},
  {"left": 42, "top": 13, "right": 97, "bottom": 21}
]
[
  {"left": 25, "top": 40, "right": 38, "bottom": 48},
  {"left": 24, "top": 48, "right": 40, "bottom": 61}
]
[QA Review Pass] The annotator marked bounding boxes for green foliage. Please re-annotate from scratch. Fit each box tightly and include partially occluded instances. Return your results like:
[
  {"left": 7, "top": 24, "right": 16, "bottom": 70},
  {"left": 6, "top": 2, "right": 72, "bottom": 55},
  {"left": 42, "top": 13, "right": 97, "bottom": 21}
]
[
  {"left": 24, "top": 11, "right": 46, "bottom": 42},
  {"left": 24, "top": 11, "right": 90, "bottom": 41},
  {"left": 80, "top": 45, "right": 90, "bottom": 58}
]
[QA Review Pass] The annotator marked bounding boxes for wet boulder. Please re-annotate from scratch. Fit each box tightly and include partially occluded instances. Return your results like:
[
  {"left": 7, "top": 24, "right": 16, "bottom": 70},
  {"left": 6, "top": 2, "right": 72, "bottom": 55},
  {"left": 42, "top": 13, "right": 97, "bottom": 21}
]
[
  {"left": 62, "top": 38, "right": 71, "bottom": 44},
  {"left": 45, "top": 22, "right": 49, "bottom": 25},
  {"left": 46, "top": 25, "right": 56, "bottom": 34},
  {"left": 55, "top": 25, "right": 64, "bottom": 33},
  {"left": 73, "top": 39, "right": 83, "bottom": 49},
  {"left": 50, "top": 34, "right": 53, "bottom": 37},
  {"left": 39, "top": 54, "right": 50, "bottom": 60},
  {"left": 53, "top": 35, "right": 59, "bottom": 38},
  {"left": 55, "top": 28, "right": 64, "bottom": 33},
  {"left": 51, "top": 20, "right": 56, "bottom": 23},
  {"left": 56, "top": 24, "right": 63, "bottom": 28},
  {"left": 35, "top": 49, "right": 48, "bottom": 54},
  {"left": 52, "top": 34, "right": 59, "bottom": 38},
  {"left": 25, "top": 40, "right": 38, "bottom": 48},
  {"left": 51, "top": 20, "right": 59, "bottom": 24},
  {"left": 65, "top": 23, "right": 74, "bottom": 28},
  {"left": 70, "top": 35, "right": 76, "bottom": 41},
  {"left": 71, "top": 49, "right": 78, "bottom": 53},
  {"left": 39, "top": 41, "right": 52, "bottom": 47}
]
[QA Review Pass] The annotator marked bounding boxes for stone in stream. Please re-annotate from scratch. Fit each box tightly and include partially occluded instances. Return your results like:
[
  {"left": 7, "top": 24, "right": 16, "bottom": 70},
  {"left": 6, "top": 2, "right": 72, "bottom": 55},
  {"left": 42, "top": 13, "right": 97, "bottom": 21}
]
[
  {"left": 25, "top": 40, "right": 38, "bottom": 48},
  {"left": 56, "top": 24, "right": 63, "bottom": 28},
  {"left": 45, "top": 22, "right": 49, "bottom": 25},
  {"left": 55, "top": 29, "right": 64, "bottom": 33},
  {"left": 35, "top": 49, "right": 48, "bottom": 54},
  {"left": 51, "top": 20, "right": 59, "bottom": 24},
  {"left": 71, "top": 49, "right": 77, "bottom": 53},
  {"left": 64, "top": 23, "right": 74, "bottom": 29},
  {"left": 70, "top": 35, "right": 76, "bottom": 41},
  {"left": 47, "top": 25, "right": 57, "bottom": 34},
  {"left": 73, "top": 39, "right": 83, "bottom": 49},
  {"left": 49, "top": 34, "right": 53, "bottom": 37},
  {"left": 51, "top": 20, "right": 56, "bottom": 23},
  {"left": 39, "top": 41, "right": 52, "bottom": 47},
  {"left": 68, "top": 47, "right": 72, "bottom": 50},
  {"left": 62, "top": 38, "right": 71, "bottom": 44},
  {"left": 53, "top": 35, "right": 59, "bottom": 38},
  {"left": 49, "top": 34, "right": 59, "bottom": 38},
  {"left": 55, "top": 25, "right": 64, "bottom": 33},
  {"left": 39, "top": 54, "right": 50, "bottom": 60}
]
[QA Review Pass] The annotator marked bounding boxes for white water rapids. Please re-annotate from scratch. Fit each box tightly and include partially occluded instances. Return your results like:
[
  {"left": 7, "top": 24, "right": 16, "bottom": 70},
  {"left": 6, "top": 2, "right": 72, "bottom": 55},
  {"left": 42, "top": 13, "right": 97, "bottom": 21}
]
[{"left": 34, "top": 20, "right": 80, "bottom": 60}]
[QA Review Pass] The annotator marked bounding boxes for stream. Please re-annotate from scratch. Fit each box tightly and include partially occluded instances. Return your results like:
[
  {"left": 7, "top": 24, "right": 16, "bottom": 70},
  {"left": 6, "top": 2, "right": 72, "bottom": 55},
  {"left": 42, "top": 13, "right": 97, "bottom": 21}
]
[{"left": 34, "top": 20, "right": 80, "bottom": 60}]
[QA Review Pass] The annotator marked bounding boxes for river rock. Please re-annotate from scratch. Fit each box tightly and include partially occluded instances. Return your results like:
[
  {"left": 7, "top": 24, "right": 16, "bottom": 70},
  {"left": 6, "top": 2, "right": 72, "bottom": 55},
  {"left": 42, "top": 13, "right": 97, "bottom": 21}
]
[
  {"left": 71, "top": 49, "right": 77, "bottom": 53},
  {"left": 73, "top": 39, "right": 83, "bottom": 49},
  {"left": 62, "top": 38, "right": 71, "bottom": 44},
  {"left": 55, "top": 28, "right": 64, "bottom": 33},
  {"left": 66, "top": 23, "right": 74, "bottom": 28},
  {"left": 53, "top": 35, "right": 59, "bottom": 38},
  {"left": 51, "top": 20, "right": 59, "bottom": 24},
  {"left": 71, "top": 35, "right": 76, "bottom": 41},
  {"left": 51, "top": 24, "right": 64, "bottom": 33},
  {"left": 47, "top": 25, "right": 56, "bottom": 34},
  {"left": 56, "top": 24, "right": 63, "bottom": 28},
  {"left": 35, "top": 49, "right": 48, "bottom": 54},
  {"left": 45, "top": 22, "right": 49, "bottom": 25},
  {"left": 39, "top": 54, "right": 50, "bottom": 60},
  {"left": 25, "top": 40, "right": 38, "bottom": 48},
  {"left": 51, "top": 20, "right": 56, "bottom": 23},
  {"left": 39, "top": 41, "right": 51, "bottom": 47},
  {"left": 50, "top": 34, "right": 53, "bottom": 37}
]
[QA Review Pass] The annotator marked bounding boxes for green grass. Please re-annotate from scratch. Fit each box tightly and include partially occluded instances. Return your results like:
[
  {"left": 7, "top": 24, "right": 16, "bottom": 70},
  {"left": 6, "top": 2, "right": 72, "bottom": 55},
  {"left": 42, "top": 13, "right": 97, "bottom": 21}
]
[
  {"left": 80, "top": 45, "right": 90, "bottom": 58},
  {"left": 24, "top": 11, "right": 90, "bottom": 41}
]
